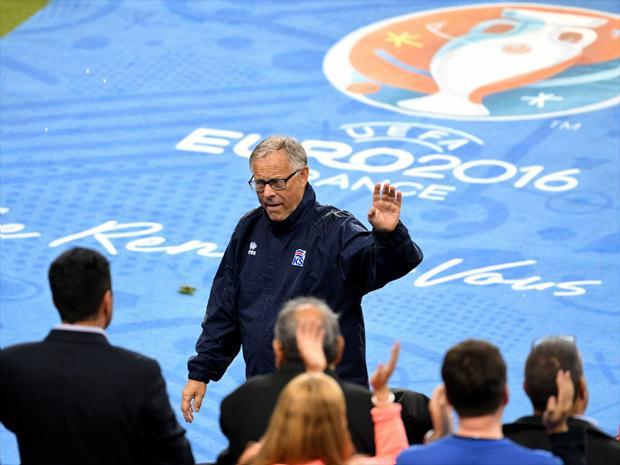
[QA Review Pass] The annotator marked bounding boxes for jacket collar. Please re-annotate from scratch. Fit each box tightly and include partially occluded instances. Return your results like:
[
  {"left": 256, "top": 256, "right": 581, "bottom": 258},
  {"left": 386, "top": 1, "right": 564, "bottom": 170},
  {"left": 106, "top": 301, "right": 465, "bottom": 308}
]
[
  {"left": 266, "top": 184, "right": 316, "bottom": 234},
  {"left": 277, "top": 360, "right": 339, "bottom": 379},
  {"left": 509, "top": 414, "right": 609, "bottom": 437},
  {"left": 54, "top": 323, "right": 106, "bottom": 336},
  {"left": 512, "top": 415, "right": 544, "bottom": 426},
  {"left": 46, "top": 328, "right": 109, "bottom": 345},
  {"left": 277, "top": 360, "right": 307, "bottom": 375}
]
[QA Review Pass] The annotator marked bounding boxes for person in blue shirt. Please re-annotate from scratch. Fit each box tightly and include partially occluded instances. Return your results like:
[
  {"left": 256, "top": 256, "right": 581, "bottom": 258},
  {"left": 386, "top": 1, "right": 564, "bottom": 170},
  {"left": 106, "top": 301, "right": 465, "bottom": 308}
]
[
  {"left": 396, "top": 339, "right": 585, "bottom": 465},
  {"left": 181, "top": 135, "right": 423, "bottom": 422}
]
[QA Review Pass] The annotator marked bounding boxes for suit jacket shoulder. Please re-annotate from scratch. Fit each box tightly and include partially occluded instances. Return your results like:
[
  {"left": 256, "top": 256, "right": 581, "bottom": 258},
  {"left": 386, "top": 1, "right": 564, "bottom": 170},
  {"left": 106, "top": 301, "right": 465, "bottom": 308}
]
[
  {"left": 218, "top": 370, "right": 297, "bottom": 465},
  {"left": 1, "top": 331, "right": 193, "bottom": 465},
  {"left": 504, "top": 415, "right": 620, "bottom": 465}
]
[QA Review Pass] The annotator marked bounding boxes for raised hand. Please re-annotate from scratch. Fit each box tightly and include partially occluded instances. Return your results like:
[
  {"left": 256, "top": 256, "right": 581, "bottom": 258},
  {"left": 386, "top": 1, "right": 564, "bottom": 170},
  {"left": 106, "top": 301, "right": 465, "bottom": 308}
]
[
  {"left": 543, "top": 369, "right": 574, "bottom": 433},
  {"left": 296, "top": 317, "right": 327, "bottom": 372},
  {"left": 370, "top": 341, "right": 400, "bottom": 404},
  {"left": 368, "top": 182, "right": 403, "bottom": 233},
  {"left": 428, "top": 384, "right": 454, "bottom": 441}
]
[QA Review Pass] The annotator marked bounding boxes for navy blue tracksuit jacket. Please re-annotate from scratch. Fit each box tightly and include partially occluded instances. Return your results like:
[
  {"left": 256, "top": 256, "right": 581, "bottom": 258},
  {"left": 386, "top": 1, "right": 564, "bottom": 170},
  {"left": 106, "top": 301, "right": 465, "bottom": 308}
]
[{"left": 188, "top": 184, "right": 423, "bottom": 386}]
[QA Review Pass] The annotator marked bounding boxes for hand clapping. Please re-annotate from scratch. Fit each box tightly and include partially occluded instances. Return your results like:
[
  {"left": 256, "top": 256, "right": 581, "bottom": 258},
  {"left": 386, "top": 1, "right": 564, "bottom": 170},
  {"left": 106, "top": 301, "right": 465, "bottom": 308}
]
[
  {"left": 370, "top": 341, "right": 400, "bottom": 405},
  {"left": 296, "top": 317, "right": 327, "bottom": 372},
  {"left": 543, "top": 369, "right": 574, "bottom": 433}
]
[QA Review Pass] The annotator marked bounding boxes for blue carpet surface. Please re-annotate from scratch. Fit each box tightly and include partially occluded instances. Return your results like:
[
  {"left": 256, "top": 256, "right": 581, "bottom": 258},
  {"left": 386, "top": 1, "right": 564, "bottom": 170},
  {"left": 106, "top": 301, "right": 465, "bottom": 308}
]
[{"left": 1, "top": 1, "right": 619, "bottom": 463}]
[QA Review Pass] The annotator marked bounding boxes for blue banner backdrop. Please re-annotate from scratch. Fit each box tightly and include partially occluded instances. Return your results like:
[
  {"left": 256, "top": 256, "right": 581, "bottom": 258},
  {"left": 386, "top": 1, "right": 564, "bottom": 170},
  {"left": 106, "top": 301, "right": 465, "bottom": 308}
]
[{"left": 1, "top": 1, "right": 619, "bottom": 463}]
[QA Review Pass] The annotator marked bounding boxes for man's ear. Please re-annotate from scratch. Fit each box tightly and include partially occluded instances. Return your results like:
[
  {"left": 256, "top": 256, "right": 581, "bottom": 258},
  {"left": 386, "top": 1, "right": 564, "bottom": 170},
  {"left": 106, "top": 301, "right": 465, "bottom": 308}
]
[
  {"left": 502, "top": 385, "right": 509, "bottom": 406},
  {"left": 273, "top": 340, "right": 284, "bottom": 368},
  {"left": 101, "top": 290, "right": 113, "bottom": 328},
  {"left": 300, "top": 166, "right": 310, "bottom": 184},
  {"left": 331, "top": 336, "right": 345, "bottom": 367},
  {"left": 573, "top": 376, "right": 588, "bottom": 414},
  {"left": 577, "top": 376, "right": 587, "bottom": 399}
]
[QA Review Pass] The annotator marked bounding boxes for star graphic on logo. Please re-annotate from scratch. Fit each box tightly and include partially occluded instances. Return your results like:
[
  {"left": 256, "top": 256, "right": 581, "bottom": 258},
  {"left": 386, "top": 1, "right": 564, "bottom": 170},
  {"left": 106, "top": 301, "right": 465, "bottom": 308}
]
[
  {"left": 384, "top": 32, "right": 423, "bottom": 48},
  {"left": 521, "top": 92, "right": 564, "bottom": 109}
]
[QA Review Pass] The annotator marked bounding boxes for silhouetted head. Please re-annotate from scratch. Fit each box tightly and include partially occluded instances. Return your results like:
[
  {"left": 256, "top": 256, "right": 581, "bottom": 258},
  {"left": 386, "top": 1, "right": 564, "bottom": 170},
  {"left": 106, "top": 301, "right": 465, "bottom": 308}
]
[
  {"left": 524, "top": 337, "right": 583, "bottom": 412},
  {"left": 249, "top": 372, "right": 352, "bottom": 465},
  {"left": 48, "top": 247, "right": 112, "bottom": 325},
  {"left": 442, "top": 339, "right": 507, "bottom": 418}
]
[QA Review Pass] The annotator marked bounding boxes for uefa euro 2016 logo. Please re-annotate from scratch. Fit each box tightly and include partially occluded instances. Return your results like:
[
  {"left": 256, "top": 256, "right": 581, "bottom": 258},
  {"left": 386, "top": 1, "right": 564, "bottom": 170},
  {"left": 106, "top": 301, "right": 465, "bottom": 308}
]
[{"left": 323, "top": 3, "right": 620, "bottom": 121}]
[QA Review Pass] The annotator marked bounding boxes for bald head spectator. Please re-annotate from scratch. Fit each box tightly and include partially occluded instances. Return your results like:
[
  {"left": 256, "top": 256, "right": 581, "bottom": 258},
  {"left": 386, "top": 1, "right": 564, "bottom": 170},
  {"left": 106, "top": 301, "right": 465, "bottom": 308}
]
[
  {"left": 504, "top": 336, "right": 620, "bottom": 464},
  {"left": 0, "top": 247, "right": 194, "bottom": 465}
]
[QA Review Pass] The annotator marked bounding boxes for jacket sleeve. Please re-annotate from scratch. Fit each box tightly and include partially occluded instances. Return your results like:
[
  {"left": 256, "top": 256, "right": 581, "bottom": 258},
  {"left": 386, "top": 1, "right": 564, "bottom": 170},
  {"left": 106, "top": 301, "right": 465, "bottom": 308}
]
[
  {"left": 335, "top": 216, "right": 423, "bottom": 296},
  {"left": 187, "top": 228, "right": 241, "bottom": 383},
  {"left": 143, "top": 360, "right": 195, "bottom": 465},
  {"left": 370, "top": 403, "right": 409, "bottom": 462},
  {"left": 0, "top": 348, "right": 12, "bottom": 431}
]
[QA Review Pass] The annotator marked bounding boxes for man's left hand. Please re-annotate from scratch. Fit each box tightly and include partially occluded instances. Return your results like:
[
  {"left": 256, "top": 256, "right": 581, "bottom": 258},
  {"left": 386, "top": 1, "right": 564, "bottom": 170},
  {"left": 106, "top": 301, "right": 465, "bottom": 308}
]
[
  {"left": 368, "top": 182, "right": 402, "bottom": 233},
  {"left": 296, "top": 317, "right": 327, "bottom": 372},
  {"left": 543, "top": 369, "right": 574, "bottom": 433},
  {"left": 428, "top": 384, "right": 453, "bottom": 441}
]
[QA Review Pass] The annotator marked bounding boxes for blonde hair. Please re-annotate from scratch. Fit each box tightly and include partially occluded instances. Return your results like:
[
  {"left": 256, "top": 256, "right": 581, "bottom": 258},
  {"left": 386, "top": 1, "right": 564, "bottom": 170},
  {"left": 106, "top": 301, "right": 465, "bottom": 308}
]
[{"left": 249, "top": 372, "right": 354, "bottom": 465}]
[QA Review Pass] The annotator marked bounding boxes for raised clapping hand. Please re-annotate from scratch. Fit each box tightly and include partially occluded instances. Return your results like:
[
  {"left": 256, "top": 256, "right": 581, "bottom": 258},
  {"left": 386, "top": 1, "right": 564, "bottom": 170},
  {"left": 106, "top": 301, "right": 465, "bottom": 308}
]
[
  {"left": 543, "top": 369, "right": 574, "bottom": 433},
  {"left": 296, "top": 317, "right": 327, "bottom": 372},
  {"left": 428, "top": 384, "right": 454, "bottom": 441},
  {"left": 368, "top": 182, "right": 403, "bottom": 233},
  {"left": 370, "top": 341, "right": 400, "bottom": 405}
]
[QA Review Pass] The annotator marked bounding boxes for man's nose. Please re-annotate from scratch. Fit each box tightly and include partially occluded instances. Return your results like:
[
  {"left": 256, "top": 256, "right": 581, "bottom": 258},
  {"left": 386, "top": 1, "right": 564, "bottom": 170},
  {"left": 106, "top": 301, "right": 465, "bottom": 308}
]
[{"left": 262, "top": 183, "right": 276, "bottom": 197}]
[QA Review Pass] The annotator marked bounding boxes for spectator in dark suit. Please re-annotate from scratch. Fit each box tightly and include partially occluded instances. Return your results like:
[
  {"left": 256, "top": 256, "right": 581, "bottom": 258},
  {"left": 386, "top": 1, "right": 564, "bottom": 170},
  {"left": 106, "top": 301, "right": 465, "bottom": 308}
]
[
  {"left": 0, "top": 247, "right": 194, "bottom": 465},
  {"left": 503, "top": 336, "right": 620, "bottom": 465},
  {"left": 216, "top": 296, "right": 431, "bottom": 465}
]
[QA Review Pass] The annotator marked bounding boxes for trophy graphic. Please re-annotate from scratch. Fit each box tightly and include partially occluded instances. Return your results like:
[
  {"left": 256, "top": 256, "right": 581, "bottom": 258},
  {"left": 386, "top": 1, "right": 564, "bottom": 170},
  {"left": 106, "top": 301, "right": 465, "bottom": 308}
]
[{"left": 397, "top": 8, "right": 607, "bottom": 116}]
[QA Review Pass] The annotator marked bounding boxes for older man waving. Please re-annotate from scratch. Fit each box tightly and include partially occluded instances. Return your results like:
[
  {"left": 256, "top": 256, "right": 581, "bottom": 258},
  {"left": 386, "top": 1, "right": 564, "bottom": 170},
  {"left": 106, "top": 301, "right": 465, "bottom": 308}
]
[{"left": 182, "top": 135, "right": 423, "bottom": 422}]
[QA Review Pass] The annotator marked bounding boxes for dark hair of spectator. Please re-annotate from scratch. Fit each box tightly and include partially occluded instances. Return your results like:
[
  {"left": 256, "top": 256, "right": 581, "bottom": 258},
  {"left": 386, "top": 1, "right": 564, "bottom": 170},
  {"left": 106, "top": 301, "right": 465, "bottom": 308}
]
[
  {"left": 48, "top": 247, "right": 111, "bottom": 323},
  {"left": 441, "top": 339, "right": 506, "bottom": 418},
  {"left": 524, "top": 338, "right": 582, "bottom": 411}
]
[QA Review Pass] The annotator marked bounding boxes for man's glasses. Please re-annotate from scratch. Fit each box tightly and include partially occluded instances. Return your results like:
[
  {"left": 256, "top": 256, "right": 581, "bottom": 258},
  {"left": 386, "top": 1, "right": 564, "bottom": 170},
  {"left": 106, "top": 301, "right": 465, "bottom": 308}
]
[{"left": 248, "top": 170, "right": 299, "bottom": 192}]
